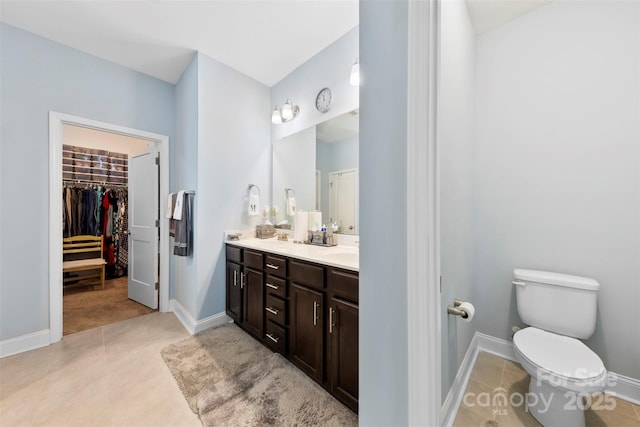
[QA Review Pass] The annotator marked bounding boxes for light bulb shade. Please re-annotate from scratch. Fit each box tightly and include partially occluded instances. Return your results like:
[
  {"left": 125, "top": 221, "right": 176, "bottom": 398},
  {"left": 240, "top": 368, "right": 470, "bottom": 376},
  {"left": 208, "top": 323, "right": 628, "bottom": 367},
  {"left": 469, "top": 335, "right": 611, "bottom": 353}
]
[
  {"left": 350, "top": 59, "right": 360, "bottom": 86},
  {"left": 271, "top": 106, "right": 282, "bottom": 124},
  {"left": 282, "top": 99, "right": 294, "bottom": 121}
]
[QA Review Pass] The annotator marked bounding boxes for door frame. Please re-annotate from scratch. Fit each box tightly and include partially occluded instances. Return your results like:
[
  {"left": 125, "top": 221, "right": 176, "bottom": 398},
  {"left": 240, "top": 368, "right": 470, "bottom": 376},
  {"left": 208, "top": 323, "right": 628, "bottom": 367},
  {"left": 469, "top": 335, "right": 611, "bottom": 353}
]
[
  {"left": 49, "top": 111, "right": 170, "bottom": 343},
  {"left": 406, "top": 0, "right": 441, "bottom": 425}
]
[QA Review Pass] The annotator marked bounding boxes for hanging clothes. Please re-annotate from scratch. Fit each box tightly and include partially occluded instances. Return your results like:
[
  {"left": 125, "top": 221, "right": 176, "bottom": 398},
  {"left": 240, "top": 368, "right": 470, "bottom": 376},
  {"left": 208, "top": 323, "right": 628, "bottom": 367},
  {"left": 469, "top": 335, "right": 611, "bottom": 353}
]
[
  {"left": 116, "top": 190, "right": 129, "bottom": 275},
  {"left": 62, "top": 183, "right": 128, "bottom": 277}
]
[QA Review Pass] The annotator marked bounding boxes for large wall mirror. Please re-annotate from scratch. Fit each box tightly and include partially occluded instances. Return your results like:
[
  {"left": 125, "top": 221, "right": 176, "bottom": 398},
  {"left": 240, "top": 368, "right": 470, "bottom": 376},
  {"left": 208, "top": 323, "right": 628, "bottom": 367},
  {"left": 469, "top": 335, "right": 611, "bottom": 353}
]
[{"left": 272, "top": 110, "right": 359, "bottom": 235}]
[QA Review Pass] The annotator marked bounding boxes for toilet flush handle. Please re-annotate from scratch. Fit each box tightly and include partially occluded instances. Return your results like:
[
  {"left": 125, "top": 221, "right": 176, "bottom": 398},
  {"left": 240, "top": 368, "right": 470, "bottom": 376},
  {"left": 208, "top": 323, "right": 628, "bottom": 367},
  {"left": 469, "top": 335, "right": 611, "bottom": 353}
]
[{"left": 512, "top": 280, "right": 526, "bottom": 286}]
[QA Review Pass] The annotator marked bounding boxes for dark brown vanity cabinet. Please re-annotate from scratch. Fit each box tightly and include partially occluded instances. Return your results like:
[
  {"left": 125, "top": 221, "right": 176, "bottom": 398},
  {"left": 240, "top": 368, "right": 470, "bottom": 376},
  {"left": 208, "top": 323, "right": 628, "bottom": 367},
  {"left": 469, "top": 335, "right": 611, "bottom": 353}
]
[
  {"left": 288, "top": 259, "right": 326, "bottom": 383},
  {"left": 225, "top": 244, "right": 359, "bottom": 413},
  {"left": 224, "top": 246, "right": 264, "bottom": 339},
  {"left": 225, "top": 260, "right": 242, "bottom": 323},
  {"left": 263, "top": 254, "right": 288, "bottom": 354},
  {"left": 327, "top": 268, "right": 359, "bottom": 413},
  {"left": 289, "top": 283, "right": 325, "bottom": 383}
]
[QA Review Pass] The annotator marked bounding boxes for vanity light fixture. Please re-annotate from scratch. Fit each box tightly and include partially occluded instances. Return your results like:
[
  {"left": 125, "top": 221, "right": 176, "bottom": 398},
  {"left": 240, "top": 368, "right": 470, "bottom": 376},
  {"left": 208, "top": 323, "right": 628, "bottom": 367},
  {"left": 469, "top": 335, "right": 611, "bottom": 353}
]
[
  {"left": 271, "top": 106, "right": 283, "bottom": 124},
  {"left": 349, "top": 58, "right": 360, "bottom": 86},
  {"left": 272, "top": 99, "right": 299, "bottom": 124}
]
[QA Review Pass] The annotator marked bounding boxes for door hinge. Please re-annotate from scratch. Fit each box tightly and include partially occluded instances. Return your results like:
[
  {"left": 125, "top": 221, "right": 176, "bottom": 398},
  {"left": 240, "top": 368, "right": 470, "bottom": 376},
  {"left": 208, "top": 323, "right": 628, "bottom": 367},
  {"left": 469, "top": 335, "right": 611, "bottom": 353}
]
[
  {"left": 155, "top": 282, "right": 159, "bottom": 290},
  {"left": 155, "top": 219, "right": 159, "bottom": 227},
  {"left": 155, "top": 154, "right": 160, "bottom": 165}
]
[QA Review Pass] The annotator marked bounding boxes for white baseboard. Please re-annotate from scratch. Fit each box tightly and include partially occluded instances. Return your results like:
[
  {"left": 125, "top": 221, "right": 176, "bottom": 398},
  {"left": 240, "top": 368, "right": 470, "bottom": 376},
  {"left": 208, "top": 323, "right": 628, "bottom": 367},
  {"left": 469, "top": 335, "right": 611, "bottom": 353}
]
[
  {"left": 169, "top": 299, "right": 231, "bottom": 335},
  {"left": 440, "top": 331, "right": 640, "bottom": 425},
  {"left": 440, "top": 334, "right": 481, "bottom": 427},
  {"left": 0, "top": 329, "right": 51, "bottom": 358},
  {"left": 608, "top": 372, "right": 640, "bottom": 405}
]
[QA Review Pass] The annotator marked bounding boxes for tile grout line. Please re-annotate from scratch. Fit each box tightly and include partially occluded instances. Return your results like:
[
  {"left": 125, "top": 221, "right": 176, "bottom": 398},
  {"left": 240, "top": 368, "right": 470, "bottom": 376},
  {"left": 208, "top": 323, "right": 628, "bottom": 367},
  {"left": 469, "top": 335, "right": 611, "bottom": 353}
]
[{"left": 493, "top": 359, "right": 507, "bottom": 422}]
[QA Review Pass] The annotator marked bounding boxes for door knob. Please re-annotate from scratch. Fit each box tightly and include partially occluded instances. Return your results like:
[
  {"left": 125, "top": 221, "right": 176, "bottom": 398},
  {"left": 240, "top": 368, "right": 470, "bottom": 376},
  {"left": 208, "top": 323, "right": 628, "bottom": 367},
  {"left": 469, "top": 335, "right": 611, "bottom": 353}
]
[
  {"left": 348, "top": 225, "right": 354, "bottom": 230},
  {"left": 126, "top": 230, "right": 132, "bottom": 236}
]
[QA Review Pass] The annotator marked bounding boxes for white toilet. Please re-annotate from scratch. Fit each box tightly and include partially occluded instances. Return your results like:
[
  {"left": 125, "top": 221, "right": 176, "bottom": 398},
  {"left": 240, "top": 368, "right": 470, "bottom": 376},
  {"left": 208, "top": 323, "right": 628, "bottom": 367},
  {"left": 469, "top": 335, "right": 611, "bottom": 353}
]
[{"left": 512, "top": 269, "right": 607, "bottom": 427}]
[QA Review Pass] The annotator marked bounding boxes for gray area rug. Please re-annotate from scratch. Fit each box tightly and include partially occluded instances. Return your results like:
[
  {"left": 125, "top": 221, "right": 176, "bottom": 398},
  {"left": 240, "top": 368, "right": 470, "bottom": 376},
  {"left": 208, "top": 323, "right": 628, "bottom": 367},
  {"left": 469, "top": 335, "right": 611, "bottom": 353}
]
[
  {"left": 161, "top": 323, "right": 272, "bottom": 412},
  {"left": 197, "top": 352, "right": 358, "bottom": 427}
]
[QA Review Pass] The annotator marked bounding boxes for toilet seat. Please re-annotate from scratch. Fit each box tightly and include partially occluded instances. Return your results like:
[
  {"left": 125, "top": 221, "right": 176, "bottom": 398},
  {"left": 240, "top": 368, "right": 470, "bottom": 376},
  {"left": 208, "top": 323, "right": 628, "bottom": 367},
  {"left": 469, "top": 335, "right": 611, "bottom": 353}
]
[{"left": 514, "top": 327, "right": 606, "bottom": 393}]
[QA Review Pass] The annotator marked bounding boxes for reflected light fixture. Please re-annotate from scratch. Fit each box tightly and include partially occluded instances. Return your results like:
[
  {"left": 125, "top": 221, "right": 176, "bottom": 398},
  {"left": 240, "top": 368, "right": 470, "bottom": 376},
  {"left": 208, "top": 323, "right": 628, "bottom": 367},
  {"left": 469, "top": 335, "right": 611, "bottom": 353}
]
[
  {"left": 271, "top": 99, "right": 299, "bottom": 124},
  {"left": 350, "top": 58, "right": 360, "bottom": 86}
]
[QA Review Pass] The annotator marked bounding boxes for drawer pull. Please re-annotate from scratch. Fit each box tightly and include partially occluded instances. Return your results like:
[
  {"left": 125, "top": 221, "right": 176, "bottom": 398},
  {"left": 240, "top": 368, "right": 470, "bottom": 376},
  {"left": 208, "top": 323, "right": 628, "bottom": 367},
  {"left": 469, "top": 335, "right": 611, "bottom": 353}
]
[
  {"left": 233, "top": 270, "right": 237, "bottom": 286},
  {"left": 266, "top": 333, "right": 279, "bottom": 343},
  {"left": 265, "top": 307, "right": 279, "bottom": 315},
  {"left": 266, "top": 283, "right": 279, "bottom": 290},
  {"left": 240, "top": 272, "right": 245, "bottom": 289},
  {"left": 266, "top": 263, "right": 280, "bottom": 270}
]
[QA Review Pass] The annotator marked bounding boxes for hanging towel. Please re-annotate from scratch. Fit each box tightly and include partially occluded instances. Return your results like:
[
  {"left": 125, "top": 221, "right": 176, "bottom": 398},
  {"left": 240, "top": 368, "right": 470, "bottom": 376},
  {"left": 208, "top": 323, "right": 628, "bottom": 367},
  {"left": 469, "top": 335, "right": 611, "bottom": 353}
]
[
  {"left": 286, "top": 197, "right": 296, "bottom": 216},
  {"left": 248, "top": 194, "right": 259, "bottom": 216},
  {"left": 169, "top": 193, "right": 177, "bottom": 237},
  {"left": 174, "top": 193, "right": 192, "bottom": 257},
  {"left": 173, "top": 190, "right": 185, "bottom": 220},
  {"left": 166, "top": 193, "right": 176, "bottom": 218}
]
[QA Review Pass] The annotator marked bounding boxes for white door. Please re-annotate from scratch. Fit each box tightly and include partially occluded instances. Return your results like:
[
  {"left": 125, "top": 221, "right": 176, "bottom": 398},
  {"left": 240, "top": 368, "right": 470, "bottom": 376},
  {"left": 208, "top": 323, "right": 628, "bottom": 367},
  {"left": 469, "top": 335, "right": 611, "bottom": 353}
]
[
  {"left": 329, "top": 169, "right": 358, "bottom": 235},
  {"left": 128, "top": 145, "right": 159, "bottom": 309}
]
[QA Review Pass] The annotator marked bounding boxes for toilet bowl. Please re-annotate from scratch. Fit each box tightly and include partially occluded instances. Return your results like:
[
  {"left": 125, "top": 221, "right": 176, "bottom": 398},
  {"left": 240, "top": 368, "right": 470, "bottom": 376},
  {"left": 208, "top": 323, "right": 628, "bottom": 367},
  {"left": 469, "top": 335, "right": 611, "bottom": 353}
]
[
  {"left": 513, "top": 327, "right": 606, "bottom": 426},
  {"left": 513, "top": 269, "right": 607, "bottom": 427}
]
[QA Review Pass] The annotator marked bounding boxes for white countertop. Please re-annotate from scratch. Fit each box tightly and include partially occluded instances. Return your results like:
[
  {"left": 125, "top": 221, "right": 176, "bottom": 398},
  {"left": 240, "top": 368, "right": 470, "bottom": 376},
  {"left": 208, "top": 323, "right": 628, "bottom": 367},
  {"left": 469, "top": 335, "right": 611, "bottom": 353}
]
[{"left": 226, "top": 237, "right": 359, "bottom": 272}]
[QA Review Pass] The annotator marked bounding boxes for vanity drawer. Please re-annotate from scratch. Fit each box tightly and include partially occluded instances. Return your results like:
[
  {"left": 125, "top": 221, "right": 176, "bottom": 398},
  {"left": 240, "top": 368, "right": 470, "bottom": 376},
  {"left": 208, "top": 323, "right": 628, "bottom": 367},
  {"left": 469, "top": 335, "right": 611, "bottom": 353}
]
[
  {"left": 226, "top": 245, "right": 242, "bottom": 264},
  {"left": 265, "top": 255, "right": 287, "bottom": 278},
  {"left": 265, "top": 275, "right": 286, "bottom": 299},
  {"left": 265, "top": 321, "right": 286, "bottom": 354},
  {"left": 328, "top": 268, "right": 359, "bottom": 304},
  {"left": 265, "top": 295, "right": 286, "bottom": 326},
  {"left": 289, "top": 260, "right": 324, "bottom": 290},
  {"left": 244, "top": 249, "right": 263, "bottom": 270}
]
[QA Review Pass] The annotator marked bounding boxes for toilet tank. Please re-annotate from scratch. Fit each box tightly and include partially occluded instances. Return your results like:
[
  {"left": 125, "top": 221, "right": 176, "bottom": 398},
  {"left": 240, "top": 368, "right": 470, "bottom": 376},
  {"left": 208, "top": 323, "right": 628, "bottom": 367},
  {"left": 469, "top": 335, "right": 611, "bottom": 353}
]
[{"left": 513, "top": 269, "right": 600, "bottom": 339}]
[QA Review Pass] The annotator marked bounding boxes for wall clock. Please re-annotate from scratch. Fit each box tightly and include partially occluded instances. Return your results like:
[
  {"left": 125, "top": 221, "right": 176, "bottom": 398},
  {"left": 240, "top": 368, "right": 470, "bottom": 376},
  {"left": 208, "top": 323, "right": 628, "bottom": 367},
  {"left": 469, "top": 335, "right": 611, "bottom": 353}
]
[{"left": 315, "top": 87, "right": 333, "bottom": 113}]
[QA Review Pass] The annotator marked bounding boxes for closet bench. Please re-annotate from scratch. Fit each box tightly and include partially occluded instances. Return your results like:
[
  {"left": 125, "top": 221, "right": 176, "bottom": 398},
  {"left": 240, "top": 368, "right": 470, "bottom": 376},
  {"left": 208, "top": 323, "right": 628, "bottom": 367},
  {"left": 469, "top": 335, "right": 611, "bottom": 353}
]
[{"left": 63, "top": 235, "right": 106, "bottom": 290}]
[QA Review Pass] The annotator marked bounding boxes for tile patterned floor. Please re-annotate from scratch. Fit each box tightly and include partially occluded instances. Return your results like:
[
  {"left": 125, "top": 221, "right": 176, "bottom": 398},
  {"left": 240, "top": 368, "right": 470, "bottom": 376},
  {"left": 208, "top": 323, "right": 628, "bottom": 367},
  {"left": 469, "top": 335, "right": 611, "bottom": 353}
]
[
  {"left": 454, "top": 351, "right": 640, "bottom": 426},
  {"left": 3, "top": 322, "right": 638, "bottom": 427},
  {"left": 0, "top": 313, "right": 200, "bottom": 427}
]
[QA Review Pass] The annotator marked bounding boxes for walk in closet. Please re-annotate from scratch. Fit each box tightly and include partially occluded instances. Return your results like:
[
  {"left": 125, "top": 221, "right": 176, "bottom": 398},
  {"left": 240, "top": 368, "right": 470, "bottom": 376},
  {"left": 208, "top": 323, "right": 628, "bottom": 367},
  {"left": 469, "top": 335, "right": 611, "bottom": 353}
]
[
  {"left": 63, "top": 144, "right": 129, "bottom": 277},
  {"left": 61, "top": 125, "right": 155, "bottom": 335}
]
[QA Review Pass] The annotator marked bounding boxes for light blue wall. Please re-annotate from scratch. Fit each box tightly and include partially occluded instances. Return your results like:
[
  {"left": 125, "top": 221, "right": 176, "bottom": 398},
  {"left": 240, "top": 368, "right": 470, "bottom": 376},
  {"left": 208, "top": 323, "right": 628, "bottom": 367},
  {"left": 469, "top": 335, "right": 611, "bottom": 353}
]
[
  {"left": 439, "top": 0, "right": 477, "bottom": 399},
  {"left": 271, "top": 26, "right": 359, "bottom": 141},
  {"left": 359, "top": 1, "right": 409, "bottom": 424},
  {"left": 0, "top": 23, "right": 175, "bottom": 341},
  {"left": 195, "top": 53, "right": 271, "bottom": 319},
  {"left": 473, "top": 0, "right": 640, "bottom": 379},
  {"left": 172, "top": 55, "right": 199, "bottom": 309}
]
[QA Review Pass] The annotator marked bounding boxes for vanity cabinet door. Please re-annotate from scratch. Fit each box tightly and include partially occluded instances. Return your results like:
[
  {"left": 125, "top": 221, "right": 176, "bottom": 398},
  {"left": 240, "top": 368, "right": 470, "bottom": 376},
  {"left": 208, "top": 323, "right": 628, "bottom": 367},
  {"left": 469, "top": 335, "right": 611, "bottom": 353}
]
[
  {"left": 289, "top": 283, "right": 324, "bottom": 383},
  {"left": 226, "top": 261, "right": 242, "bottom": 323},
  {"left": 328, "top": 297, "right": 359, "bottom": 413},
  {"left": 241, "top": 266, "right": 264, "bottom": 338}
]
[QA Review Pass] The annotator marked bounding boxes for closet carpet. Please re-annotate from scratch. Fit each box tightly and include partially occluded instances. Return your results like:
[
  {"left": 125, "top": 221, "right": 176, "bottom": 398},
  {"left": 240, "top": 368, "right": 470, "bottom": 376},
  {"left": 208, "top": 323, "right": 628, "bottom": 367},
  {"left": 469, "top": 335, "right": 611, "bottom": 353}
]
[{"left": 63, "top": 276, "right": 155, "bottom": 335}]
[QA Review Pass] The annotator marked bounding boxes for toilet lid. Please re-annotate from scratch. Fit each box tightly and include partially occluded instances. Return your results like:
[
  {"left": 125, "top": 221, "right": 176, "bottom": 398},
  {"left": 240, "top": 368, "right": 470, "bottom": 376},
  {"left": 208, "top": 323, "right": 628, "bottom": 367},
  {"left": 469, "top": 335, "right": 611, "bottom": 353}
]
[{"left": 514, "top": 327, "right": 605, "bottom": 380}]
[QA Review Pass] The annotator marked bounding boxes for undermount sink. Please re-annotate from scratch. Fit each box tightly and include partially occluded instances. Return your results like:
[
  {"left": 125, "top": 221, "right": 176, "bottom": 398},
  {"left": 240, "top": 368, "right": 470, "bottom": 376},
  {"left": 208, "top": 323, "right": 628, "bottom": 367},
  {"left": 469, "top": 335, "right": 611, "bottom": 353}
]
[{"left": 321, "top": 252, "right": 359, "bottom": 264}]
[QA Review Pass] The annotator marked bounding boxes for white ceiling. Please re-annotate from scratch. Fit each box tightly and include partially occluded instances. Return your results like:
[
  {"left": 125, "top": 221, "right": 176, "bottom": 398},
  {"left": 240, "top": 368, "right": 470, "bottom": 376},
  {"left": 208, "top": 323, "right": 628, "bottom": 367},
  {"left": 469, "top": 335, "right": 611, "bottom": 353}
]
[
  {"left": 317, "top": 109, "right": 358, "bottom": 143},
  {"left": 466, "top": 0, "right": 551, "bottom": 34},
  {"left": 0, "top": 0, "right": 359, "bottom": 86},
  {"left": 0, "top": 0, "right": 550, "bottom": 87}
]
